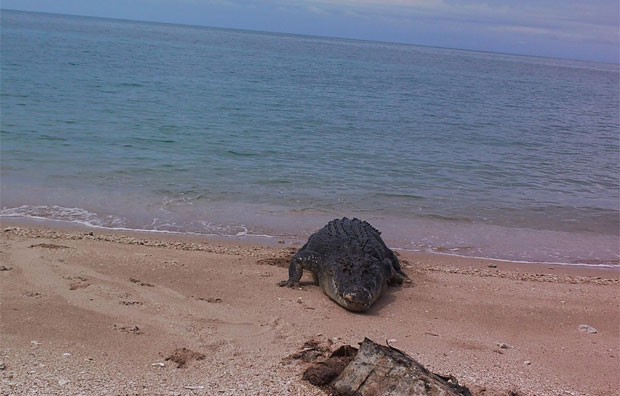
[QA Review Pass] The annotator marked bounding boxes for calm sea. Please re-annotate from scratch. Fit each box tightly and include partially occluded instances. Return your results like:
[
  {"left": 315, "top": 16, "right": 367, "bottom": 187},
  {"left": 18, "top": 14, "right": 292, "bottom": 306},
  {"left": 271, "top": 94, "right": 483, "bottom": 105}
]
[{"left": 1, "top": 10, "right": 619, "bottom": 266}]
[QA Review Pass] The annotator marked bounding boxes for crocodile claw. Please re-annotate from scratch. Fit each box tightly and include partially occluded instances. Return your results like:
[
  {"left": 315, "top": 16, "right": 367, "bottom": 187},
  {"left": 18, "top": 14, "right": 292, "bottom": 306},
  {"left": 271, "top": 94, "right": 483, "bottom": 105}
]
[{"left": 278, "top": 280, "right": 300, "bottom": 288}]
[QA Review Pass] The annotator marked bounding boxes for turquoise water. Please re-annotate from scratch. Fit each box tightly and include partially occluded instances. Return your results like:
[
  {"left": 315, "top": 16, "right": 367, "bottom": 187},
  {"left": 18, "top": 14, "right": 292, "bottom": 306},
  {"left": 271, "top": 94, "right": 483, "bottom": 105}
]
[{"left": 1, "top": 10, "right": 619, "bottom": 265}]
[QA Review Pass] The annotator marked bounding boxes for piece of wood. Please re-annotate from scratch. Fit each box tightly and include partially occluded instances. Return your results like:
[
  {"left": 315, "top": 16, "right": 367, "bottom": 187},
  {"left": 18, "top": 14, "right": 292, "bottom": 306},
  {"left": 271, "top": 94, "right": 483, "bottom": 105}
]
[
  {"left": 303, "top": 345, "right": 359, "bottom": 386},
  {"left": 330, "top": 338, "right": 471, "bottom": 396}
]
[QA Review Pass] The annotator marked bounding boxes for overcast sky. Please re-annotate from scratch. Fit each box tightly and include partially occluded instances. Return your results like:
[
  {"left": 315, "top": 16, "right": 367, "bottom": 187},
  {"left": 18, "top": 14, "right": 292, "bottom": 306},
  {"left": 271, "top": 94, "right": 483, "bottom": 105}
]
[{"left": 3, "top": 0, "right": 619, "bottom": 63}]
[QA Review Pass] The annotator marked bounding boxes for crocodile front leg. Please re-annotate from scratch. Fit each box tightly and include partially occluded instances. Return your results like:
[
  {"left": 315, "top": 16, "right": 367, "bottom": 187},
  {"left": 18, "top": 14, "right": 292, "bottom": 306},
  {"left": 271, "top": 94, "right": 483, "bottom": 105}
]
[{"left": 278, "top": 250, "right": 318, "bottom": 287}]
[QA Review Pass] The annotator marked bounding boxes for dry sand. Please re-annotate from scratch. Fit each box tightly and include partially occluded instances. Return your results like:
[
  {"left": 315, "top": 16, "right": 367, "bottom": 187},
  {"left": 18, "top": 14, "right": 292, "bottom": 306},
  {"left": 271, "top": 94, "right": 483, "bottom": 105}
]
[{"left": 0, "top": 224, "right": 618, "bottom": 395}]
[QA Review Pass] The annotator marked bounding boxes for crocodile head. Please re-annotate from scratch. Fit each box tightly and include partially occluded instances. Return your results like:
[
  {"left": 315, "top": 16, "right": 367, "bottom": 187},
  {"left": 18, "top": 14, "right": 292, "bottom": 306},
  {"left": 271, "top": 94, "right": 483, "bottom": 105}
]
[{"left": 320, "top": 256, "right": 387, "bottom": 312}]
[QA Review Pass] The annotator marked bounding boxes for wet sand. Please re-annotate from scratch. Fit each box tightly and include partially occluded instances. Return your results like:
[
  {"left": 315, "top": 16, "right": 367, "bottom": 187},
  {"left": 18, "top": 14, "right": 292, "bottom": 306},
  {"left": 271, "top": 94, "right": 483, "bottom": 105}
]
[{"left": 0, "top": 224, "right": 618, "bottom": 395}]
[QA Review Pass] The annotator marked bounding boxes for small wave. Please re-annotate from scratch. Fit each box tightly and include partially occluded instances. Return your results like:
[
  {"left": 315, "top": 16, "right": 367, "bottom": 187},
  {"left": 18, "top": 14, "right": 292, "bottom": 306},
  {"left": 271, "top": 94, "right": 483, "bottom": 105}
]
[
  {"left": 420, "top": 213, "right": 473, "bottom": 223},
  {"left": 259, "top": 178, "right": 292, "bottom": 185},
  {"left": 226, "top": 150, "right": 260, "bottom": 157},
  {"left": 38, "top": 134, "right": 69, "bottom": 141},
  {"left": 118, "top": 82, "right": 143, "bottom": 88},
  {"left": 373, "top": 192, "right": 425, "bottom": 200},
  {"left": 0, "top": 205, "right": 279, "bottom": 240},
  {"left": 129, "top": 137, "right": 177, "bottom": 144},
  {"left": 0, "top": 205, "right": 126, "bottom": 229}
]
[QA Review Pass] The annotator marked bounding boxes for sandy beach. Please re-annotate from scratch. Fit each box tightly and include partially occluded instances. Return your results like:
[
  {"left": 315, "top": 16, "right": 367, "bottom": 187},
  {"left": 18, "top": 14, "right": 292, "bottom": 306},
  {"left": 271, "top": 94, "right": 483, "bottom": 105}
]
[{"left": 0, "top": 224, "right": 618, "bottom": 396}]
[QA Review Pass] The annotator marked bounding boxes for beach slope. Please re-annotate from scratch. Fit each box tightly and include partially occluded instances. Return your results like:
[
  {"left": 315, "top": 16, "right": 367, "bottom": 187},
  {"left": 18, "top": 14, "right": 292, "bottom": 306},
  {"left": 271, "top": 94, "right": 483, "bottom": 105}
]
[{"left": 0, "top": 226, "right": 618, "bottom": 395}]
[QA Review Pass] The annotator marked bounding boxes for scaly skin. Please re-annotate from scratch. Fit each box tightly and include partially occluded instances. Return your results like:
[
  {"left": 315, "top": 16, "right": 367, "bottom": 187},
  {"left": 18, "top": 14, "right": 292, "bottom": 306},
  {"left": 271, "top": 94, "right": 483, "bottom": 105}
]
[{"left": 279, "top": 217, "right": 407, "bottom": 312}]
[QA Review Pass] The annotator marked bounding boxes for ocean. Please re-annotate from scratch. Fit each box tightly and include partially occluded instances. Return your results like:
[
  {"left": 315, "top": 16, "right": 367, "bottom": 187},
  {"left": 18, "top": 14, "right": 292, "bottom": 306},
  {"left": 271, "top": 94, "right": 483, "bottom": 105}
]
[{"left": 1, "top": 10, "right": 619, "bottom": 266}]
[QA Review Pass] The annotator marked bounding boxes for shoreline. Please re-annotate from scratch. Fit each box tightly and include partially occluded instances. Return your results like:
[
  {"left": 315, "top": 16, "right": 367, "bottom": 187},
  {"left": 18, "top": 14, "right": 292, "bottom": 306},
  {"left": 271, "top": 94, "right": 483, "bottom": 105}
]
[
  {"left": 3, "top": 219, "right": 618, "bottom": 280},
  {"left": 1, "top": 223, "right": 619, "bottom": 395},
  {"left": 2, "top": 215, "right": 619, "bottom": 271}
]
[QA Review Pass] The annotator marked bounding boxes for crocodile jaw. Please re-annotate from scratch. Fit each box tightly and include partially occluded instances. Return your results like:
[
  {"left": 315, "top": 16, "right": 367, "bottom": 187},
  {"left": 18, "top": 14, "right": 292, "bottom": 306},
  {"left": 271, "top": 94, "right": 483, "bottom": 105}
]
[{"left": 321, "top": 277, "right": 379, "bottom": 312}]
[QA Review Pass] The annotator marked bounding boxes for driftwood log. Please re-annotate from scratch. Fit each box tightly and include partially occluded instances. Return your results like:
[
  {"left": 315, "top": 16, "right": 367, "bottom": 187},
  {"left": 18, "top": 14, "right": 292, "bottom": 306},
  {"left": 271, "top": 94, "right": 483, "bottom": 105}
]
[{"left": 328, "top": 338, "right": 471, "bottom": 396}]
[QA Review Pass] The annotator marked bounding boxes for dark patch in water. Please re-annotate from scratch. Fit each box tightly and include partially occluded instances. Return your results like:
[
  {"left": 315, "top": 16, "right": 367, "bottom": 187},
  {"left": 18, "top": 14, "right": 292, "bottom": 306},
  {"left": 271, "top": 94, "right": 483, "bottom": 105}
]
[{"left": 227, "top": 150, "right": 259, "bottom": 157}]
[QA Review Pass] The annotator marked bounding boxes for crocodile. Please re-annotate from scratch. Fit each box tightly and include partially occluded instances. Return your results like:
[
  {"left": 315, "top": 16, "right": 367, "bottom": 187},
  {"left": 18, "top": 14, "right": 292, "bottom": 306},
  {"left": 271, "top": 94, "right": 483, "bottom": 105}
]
[{"left": 279, "top": 217, "right": 407, "bottom": 312}]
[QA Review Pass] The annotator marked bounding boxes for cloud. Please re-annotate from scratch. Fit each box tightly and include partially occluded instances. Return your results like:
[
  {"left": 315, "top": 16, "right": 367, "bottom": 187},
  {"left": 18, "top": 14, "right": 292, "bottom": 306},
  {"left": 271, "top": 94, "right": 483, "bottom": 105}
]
[
  {"left": 281, "top": 0, "right": 619, "bottom": 28},
  {"left": 306, "top": 0, "right": 619, "bottom": 45},
  {"left": 2, "top": 0, "right": 617, "bottom": 61}
]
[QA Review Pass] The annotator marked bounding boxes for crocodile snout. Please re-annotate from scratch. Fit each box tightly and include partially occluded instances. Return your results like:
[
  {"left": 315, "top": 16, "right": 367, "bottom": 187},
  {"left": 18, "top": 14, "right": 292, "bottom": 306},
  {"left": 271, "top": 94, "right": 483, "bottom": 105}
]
[{"left": 341, "top": 288, "right": 374, "bottom": 312}]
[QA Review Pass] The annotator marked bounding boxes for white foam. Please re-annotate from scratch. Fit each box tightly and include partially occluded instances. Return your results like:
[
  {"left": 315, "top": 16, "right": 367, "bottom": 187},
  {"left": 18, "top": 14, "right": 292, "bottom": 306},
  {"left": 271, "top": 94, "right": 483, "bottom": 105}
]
[
  {"left": 0, "top": 205, "right": 279, "bottom": 240},
  {"left": 1, "top": 205, "right": 125, "bottom": 228},
  {"left": 393, "top": 247, "right": 620, "bottom": 269}
]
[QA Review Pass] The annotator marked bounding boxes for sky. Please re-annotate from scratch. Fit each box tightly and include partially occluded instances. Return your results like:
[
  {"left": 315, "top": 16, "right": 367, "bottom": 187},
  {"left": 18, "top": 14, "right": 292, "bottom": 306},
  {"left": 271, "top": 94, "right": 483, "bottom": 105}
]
[{"left": 3, "top": 0, "right": 619, "bottom": 63}]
